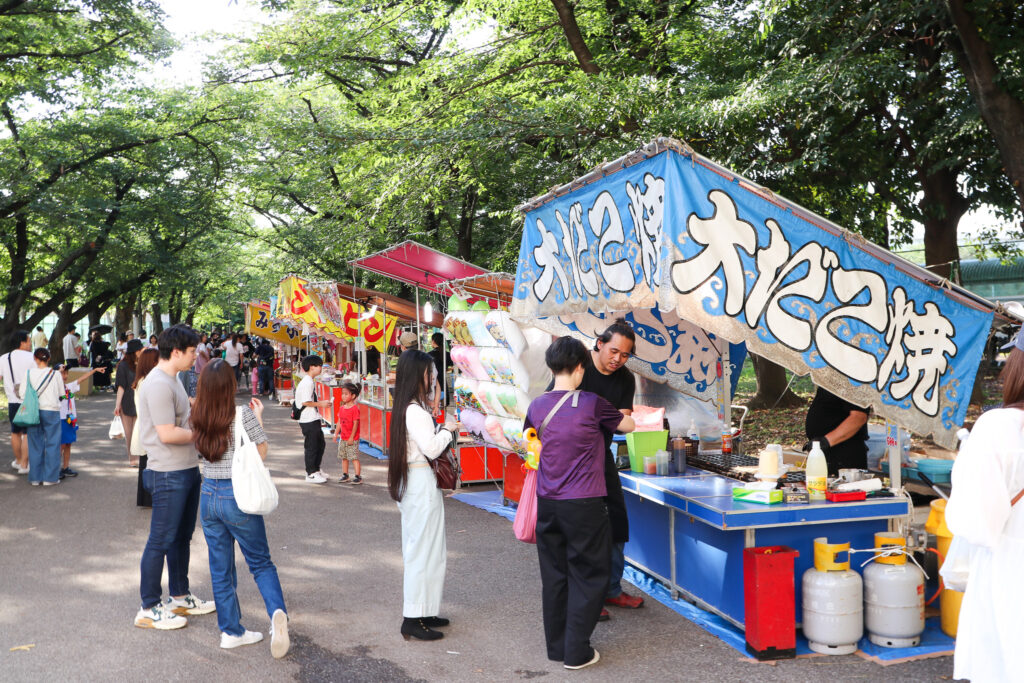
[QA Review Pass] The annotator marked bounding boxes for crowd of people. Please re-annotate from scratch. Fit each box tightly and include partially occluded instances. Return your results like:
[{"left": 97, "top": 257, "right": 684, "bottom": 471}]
[
  {"left": 4, "top": 316, "right": 657, "bottom": 669},
  {"left": 2, "top": 325, "right": 291, "bottom": 658}
]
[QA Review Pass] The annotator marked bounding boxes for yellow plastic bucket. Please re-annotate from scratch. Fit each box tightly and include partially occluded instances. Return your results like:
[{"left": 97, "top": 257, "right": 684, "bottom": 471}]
[{"left": 925, "top": 499, "right": 963, "bottom": 637}]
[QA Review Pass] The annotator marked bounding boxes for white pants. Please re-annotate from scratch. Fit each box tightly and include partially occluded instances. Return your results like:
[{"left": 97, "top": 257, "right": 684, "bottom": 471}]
[{"left": 398, "top": 466, "right": 446, "bottom": 617}]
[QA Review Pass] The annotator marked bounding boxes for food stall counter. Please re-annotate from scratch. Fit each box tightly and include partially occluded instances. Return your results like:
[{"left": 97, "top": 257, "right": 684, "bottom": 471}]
[{"left": 619, "top": 467, "right": 912, "bottom": 630}]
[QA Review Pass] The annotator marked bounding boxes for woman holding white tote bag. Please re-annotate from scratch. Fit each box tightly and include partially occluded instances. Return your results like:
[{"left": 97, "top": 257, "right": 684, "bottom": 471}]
[{"left": 191, "top": 359, "right": 289, "bottom": 658}]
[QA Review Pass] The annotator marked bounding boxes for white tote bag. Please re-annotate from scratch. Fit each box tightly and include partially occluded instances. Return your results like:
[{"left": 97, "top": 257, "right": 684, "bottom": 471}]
[{"left": 231, "top": 406, "right": 279, "bottom": 515}]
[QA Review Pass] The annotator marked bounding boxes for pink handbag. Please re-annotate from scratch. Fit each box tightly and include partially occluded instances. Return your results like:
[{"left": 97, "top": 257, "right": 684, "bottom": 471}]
[{"left": 513, "top": 467, "right": 539, "bottom": 543}]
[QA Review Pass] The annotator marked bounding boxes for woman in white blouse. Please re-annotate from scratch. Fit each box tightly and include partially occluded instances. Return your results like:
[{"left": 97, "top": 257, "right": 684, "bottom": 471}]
[
  {"left": 387, "top": 350, "right": 458, "bottom": 642},
  {"left": 945, "top": 332, "right": 1024, "bottom": 681},
  {"left": 20, "top": 347, "right": 66, "bottom": 485}
]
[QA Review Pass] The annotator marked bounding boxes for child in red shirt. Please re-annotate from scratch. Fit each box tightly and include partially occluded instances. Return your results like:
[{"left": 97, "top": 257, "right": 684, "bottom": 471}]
[{"left": 333, "top": 382, "right": 362, "bottom": 484}]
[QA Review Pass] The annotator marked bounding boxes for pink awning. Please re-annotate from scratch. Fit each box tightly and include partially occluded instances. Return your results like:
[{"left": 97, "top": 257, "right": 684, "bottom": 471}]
[{"left": 350, "top": 241, "right": 487, "bottom": 293}]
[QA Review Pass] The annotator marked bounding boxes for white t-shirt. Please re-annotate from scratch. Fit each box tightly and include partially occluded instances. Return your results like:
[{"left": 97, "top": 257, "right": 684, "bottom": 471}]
[
  {"left": 60, "top": 380, "right": 80, "bottom": 419},
  {"left": 294, "top": 374, "right": 320, "bottom": 423},
  {"left": 1, "top": 349, "right": 35, "bottom": 402},
  {"left": 115, "top": 341, "right": 127, "bottom": 360},
  {"left": 222, "top": 341, "right": 241, "bottom": 367},
  {"left": 20, "top": 367, "right": 66, "bottom": 412},
  {"left": 62, "top": 333, "right": 79, "bottom": 360},
  {"left": 31, "top": 330, "right": 48, "bottom": 349}
]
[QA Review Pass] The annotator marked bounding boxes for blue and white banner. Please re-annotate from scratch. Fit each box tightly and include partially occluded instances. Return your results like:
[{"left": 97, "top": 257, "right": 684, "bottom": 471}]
[{"left": 511, "top": 146, "right": 994, "bottom": 447}]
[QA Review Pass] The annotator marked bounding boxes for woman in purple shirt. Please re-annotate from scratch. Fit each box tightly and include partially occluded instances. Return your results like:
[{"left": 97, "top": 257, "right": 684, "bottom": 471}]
[{"left": 523, "top": 336, "right": 635, "bottom": 670}]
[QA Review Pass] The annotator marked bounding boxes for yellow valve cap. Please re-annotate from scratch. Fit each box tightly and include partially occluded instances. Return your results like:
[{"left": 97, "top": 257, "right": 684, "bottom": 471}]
[
  {"left": 874, "top": 531, "right": 907, "bottom": 565},
  {"left": 813, "top": 537, "right": 851, "bottom": 571}
]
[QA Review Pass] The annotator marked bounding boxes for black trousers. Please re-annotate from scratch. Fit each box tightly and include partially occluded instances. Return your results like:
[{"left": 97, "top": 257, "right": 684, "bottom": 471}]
[
  {"left": 300, "top": 421, "right": 325, "bottom": 475},
  {"left": 536, "top": 496, "right": 611, "bottom": 666}
]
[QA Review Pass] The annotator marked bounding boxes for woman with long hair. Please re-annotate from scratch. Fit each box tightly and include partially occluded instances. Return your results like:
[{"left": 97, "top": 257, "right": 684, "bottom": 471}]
[
  {"left": 20, "top": 347, "right": 66, "bottom": 486},
  {"left": 946, "top": 334, "right": 1024, "bottom": 681},
  {"left": 192, "top": 359, "right": 289, "bottom": 657},
  {"left": 115, "top": 339, "right": 144, "bottom": 467},
  {"left": 387, "top": 350, "right": 459, "bottom": 641},
  {"left": 132, "top": 348, "right": 160, "bottom": 507}
]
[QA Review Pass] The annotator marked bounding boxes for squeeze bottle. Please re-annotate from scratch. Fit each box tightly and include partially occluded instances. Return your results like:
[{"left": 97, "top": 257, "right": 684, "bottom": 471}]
[
  {"left": 806, "top": 441, "right": 828, "bottom": 501},
  {"left": 687, "top": 419, "right": 699, "bottom": 444}
]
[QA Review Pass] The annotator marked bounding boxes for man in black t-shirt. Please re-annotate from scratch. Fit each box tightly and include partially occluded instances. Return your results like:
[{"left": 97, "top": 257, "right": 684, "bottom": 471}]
[
  {"left": 547, "top": 318, "right": 645, "bottom": 617},
  {"left": 805, "top": 387, "right": 869, "bottom": 475}
]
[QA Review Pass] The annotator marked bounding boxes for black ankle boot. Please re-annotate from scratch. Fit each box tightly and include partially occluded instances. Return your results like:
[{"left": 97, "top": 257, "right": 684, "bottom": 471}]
[
  {"left": 421, "top": 616, "right": 449, "bottom": 628},
  {"left": 401, "top": 617, "right": 444, "bottom": 641}
]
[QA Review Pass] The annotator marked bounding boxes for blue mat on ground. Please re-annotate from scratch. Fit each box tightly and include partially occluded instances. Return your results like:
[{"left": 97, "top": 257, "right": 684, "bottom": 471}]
[
  {"left": 359, "top": 440, "right": 385, "bottom": 460},
  {"left": 452, "top": 489, "right": 516, "bottom": 522},
  {"left": 451, "top": 489, "right": 954, "bottom": 663}
]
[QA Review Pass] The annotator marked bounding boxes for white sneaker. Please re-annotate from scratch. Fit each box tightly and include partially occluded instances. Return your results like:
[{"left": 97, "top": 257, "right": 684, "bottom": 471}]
[
  {"left": 167, "top": 594, "right": 216, "bottom": 616},
  {"left": 135, "top": 603, "right": 188, "bottom": 630},
  {"left": 11, "top": 461, "right": 28, "bottom": 475},
  {"left": 270, "top": 609, "right": 290, "bottom": 659},
  {"left": 220, "top": 629, "right": 263, "bottom": 649},
  {"left": 305, "top": 472, "right": 327, "bottom": 484},
  {"left": 565, "top": 649, "right": 600, "bottom": 670}
]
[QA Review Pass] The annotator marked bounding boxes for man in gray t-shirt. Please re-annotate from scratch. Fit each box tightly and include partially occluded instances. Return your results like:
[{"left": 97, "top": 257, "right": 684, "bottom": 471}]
[
  {"left": 138, "top": 367, "right": 195, "bottom": 471},
  {"left": 134, "top": 324, "right": 216, "bottom": 631}
]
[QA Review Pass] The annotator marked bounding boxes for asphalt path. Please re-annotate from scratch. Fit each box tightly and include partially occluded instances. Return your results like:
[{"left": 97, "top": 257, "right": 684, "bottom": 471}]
[{"left": 0, "top": 391, "right": 953, "bottom": 681}]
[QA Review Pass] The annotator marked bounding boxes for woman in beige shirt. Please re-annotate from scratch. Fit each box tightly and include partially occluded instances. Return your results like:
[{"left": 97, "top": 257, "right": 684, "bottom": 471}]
[{"left": 20, "top": 348, "right": 66, "bottom": 486}]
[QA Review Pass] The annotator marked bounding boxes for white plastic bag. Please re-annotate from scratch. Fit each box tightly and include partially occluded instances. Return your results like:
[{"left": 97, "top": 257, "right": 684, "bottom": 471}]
[
  {"left": 939, "top": 534, "right": 973, "bottom": 593},
  {"left": 231, "top": 406, "right": 278, "bottom": 515},
  {"left": 108, "top": 415, "right": 125, "bottom": 440}
]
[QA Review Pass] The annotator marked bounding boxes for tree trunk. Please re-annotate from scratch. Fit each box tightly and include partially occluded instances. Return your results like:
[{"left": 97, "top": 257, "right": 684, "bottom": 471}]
[
  {"left": 947, "top": 0, "right": 1024, "bottom": 216},
  {"left": 50, "top": 301, "right": 74, "bottom": 361},
  {"left": 113, "top": 292, "right": 136, "bottom": 338},
  {"left": 920, "top": 167, "right": 968, "bottom": 280},
  {"left": 747, "top": 354, "right": 803, "bottom": 410},
  {"left": 456, "top": 187, "right": 477, "bottom": 260},
  {"left": 151, "top": 302, "right": 163, "bottom": 334}
]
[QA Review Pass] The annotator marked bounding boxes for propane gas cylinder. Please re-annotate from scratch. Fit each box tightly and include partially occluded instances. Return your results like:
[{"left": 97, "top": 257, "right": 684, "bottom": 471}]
[
  {"left": 802, "top": 537, "right": 863, "bottom": 655},
  {"left": 864, "top": 532, "right": 925, "bottom": 647}
]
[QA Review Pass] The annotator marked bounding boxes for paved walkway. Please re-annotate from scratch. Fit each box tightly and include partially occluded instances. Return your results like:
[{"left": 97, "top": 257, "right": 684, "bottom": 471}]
[{"left": 0, "top": 391, "right": 952, "bottom": 681}]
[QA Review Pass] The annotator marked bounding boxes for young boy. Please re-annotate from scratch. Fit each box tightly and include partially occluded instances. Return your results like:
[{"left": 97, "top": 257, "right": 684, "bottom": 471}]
[
  {"left": 295, "top": 354, "right": 331, "bottom": 484},
  {"left": 333, "top": 382, "right": 362, "bottom": 484}
]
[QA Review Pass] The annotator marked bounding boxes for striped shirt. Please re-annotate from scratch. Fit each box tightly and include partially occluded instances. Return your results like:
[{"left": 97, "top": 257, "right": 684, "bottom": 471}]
[{"left": 201, "top": 405, "right": 268, "bottom": 479}]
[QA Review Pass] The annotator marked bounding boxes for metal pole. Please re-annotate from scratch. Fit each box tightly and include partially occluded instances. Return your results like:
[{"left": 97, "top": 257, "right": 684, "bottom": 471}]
[{"left": 415, "top": 287, "right": 422, "bottom": 343}]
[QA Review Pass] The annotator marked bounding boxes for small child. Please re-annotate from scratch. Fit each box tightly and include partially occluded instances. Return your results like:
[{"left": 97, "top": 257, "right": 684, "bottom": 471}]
[
  {"left": 333, "top": 382, "right": 362, "bottom": 484},
  {"left": 56, "top": 363, "right": 106, "bottom": 479}
]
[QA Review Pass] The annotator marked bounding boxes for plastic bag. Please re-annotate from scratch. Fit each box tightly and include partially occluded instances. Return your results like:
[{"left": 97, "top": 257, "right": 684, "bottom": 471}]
[
  {"left": 513, "top": 467, "right": 538, "bottom": 544},
  {"left": 109, "top": 415, "right": 125, "bottom": 440},
  {"left": 938, "top": 534, "right": 973, "bottom": 593},
  {"left": 632, "top": 405, "right": 666, "bottom": 432}
]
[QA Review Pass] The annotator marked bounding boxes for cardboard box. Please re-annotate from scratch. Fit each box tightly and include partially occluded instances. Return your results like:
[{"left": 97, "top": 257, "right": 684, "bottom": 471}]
[{"left": 66, "top": 368, "right": 93, "bottom": 396}]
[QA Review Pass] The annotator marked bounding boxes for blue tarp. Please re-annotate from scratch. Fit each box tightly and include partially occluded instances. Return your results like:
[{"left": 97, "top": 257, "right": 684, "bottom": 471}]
[{"left": 452, "top": 489, "right": 955, "bottom": 663}]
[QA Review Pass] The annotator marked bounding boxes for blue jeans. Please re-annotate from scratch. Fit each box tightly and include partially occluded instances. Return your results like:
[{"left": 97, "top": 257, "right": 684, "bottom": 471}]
[
  {"left": 201, "top": 478, "right": 286, "bottom": 636},
  {"left": 606, "top": 542, "right": 626, "bottom": 598},
  {"left": 27, "top": 410, "right": 61, "bottom": 484},
  {"left": 140, "top": 467, "right": 201, "bottom": 608}
]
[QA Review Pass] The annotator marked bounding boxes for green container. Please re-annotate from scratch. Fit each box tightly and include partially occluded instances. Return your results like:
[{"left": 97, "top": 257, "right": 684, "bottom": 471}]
[{"left": 627, "top": 430, "right": 669, "bottom": 473}]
